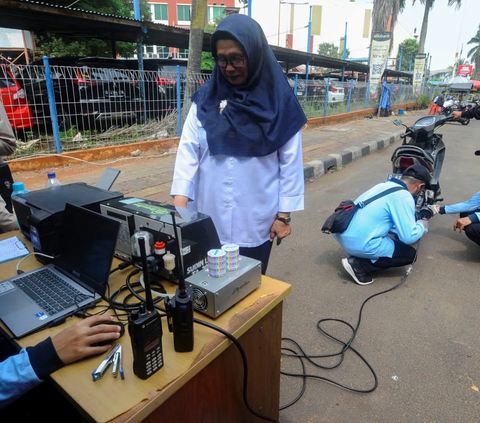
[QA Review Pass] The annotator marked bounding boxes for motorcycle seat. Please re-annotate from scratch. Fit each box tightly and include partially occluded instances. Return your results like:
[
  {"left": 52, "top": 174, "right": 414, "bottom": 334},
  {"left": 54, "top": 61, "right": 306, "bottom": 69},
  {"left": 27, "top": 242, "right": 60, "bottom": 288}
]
[{"left": 391, "top": 145, "right": 435, "bottom": 166}]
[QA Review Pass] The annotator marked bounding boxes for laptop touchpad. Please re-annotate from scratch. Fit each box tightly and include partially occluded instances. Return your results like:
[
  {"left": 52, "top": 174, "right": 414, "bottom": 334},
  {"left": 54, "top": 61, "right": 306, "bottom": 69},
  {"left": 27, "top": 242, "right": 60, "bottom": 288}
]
[{"left": 0, "top": 291, "right": 34, "bottom": 316}]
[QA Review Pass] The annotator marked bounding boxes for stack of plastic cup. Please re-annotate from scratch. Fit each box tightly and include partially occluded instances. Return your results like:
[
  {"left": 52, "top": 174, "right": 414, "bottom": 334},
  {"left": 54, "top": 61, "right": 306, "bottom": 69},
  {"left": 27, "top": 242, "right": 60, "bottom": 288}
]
[
  {"left": 207, "top": 249, "right": 226, "bottom": 278},
  {"left": 222, "top": 244, "right": 240, "bottom": 272}
]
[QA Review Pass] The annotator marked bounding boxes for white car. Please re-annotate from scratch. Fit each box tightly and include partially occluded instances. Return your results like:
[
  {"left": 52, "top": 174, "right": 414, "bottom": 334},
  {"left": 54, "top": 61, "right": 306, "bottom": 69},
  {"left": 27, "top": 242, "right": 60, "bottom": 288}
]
[{"left": 328, "top": 81, "right": 345, "bottom": 104}]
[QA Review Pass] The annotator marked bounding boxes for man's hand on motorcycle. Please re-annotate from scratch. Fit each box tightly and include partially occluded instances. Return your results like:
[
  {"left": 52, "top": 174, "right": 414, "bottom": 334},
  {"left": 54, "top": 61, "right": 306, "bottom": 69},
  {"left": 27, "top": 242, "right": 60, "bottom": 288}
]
[
  {"left": 453, "top": 217, "right": 472, "bottom": 233},
  {"left": 452, "top": 111, "right": 463, "bottom": 119},
  {"left": 427, "top": 205, "right": 439, "bottom": 216}
]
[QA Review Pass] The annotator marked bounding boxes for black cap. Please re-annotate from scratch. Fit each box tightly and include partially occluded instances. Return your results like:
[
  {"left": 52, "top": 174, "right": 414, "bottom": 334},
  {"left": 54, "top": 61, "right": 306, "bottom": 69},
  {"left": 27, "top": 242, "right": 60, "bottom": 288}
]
[{"left": 403, "top": 165, "right": 431, "bottom": 189}]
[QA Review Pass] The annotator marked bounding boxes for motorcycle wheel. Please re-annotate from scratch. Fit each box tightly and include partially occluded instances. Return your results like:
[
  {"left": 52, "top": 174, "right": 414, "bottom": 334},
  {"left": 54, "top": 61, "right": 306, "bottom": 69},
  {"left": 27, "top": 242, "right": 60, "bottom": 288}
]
[{"left": 461, "top": 118, "right": 470, "bottom": 125}]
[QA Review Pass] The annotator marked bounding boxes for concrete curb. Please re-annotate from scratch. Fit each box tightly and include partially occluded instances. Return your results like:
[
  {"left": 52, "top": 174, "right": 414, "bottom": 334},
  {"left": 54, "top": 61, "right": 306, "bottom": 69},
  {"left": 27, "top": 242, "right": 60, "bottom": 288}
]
[{"left": 303, "top": 129, "right": 404, "bottom": 181}]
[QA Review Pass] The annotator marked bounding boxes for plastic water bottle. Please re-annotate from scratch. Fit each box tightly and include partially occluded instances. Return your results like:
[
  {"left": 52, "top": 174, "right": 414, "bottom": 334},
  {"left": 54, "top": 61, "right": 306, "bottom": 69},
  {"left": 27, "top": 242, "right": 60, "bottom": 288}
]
[
  {"left": 11, "top": 182, "right": 28, "bottom": 197},
  {"left": 11, "top": 182, "right": 28, "bottom": 230},
  {"left": 45, "top": 172, "right": 61, "bottom": 188}
]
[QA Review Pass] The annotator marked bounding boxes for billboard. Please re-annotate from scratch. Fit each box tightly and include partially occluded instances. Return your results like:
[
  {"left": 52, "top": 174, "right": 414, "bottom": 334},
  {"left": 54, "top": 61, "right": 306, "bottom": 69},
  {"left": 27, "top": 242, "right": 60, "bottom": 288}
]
[
  {"left": 458, "top": 64, "right": 473, "bottom": 77},
  {"left": 413, "top": 53, "right": 427, "bottom": 86},
  {"left": 369, "top": 32, "right": 391, "bottom": 87}
]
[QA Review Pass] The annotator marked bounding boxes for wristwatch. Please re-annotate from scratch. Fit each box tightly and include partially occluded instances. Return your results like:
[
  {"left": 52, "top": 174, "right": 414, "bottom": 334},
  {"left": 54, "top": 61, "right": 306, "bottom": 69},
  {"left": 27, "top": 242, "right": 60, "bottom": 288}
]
[{"left": 276, "top": 214, "right": 291, "bottom": 224}]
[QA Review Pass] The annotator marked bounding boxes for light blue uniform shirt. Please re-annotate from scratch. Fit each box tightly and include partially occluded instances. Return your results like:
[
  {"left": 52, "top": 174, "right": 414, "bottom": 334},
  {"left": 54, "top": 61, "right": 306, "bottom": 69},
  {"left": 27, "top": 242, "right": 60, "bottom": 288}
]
[
  {"left": 0, "top": 350, "right": 42, "bottom": 408},
  {"left": 444, "top": 190, "right": 480, "bottom": 222},
  {"left": 333, "top": 180, "right": 425, "bottom": 260},
  {"left": 171, "top": 103, "right": 304, "bottom": 247}
]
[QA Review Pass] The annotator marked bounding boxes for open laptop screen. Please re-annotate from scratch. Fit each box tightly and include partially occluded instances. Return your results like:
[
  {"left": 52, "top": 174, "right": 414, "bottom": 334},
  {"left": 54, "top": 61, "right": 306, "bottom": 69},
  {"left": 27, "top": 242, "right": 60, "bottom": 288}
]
[{"left": 54, "top": 203, "right": 120, "bottom": 296}]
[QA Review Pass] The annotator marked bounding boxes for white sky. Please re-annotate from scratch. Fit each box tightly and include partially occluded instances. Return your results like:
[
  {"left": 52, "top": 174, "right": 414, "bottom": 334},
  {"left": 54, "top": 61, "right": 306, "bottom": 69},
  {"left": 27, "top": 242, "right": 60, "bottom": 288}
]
[{"left": 355, "top": 0, "right": 478, "bottom": 70}]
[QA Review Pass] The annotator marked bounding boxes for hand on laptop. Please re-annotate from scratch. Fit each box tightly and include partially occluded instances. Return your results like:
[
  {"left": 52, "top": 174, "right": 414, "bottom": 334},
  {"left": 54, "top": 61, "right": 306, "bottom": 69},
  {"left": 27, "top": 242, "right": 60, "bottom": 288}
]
[{"left": 52, "top": 315, "right": 122, "bottom": 364}]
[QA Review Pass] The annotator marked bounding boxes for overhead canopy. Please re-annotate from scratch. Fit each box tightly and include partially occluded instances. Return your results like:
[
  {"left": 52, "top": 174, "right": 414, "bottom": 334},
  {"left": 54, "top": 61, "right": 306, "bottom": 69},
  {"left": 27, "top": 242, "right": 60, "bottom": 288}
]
[
  {"left": 382, "top": 68, "right": 413, "bottom": 81},
  {"left": 0, "top": 0, "right": 369, "bottom": 73},
  {"left": 443, "top": 76, "right": 473, "bottom": 91}
]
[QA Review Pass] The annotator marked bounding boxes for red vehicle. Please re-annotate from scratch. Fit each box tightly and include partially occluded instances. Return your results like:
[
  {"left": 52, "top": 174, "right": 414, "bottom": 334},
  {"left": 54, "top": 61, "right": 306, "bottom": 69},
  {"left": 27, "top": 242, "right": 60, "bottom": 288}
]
[{"left": 0, "top": 65, "right": 34, "bottom": 139}]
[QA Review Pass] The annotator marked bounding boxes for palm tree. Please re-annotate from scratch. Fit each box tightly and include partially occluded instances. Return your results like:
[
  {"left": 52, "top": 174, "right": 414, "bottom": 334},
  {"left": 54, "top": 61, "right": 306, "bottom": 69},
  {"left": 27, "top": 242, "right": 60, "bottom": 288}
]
[
  {"left": 371, "top": 0, "right": 406, "bottom": 52},
  {"left": 414, "top": 0, "right": 462, "bottom": 53},
  {"left": 467, "top": 24, "right": 480, "bottom": 80}
]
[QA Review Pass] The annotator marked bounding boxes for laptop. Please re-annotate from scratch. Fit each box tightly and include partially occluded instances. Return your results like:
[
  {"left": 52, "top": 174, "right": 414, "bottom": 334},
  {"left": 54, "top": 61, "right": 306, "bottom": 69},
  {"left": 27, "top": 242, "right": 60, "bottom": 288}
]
[{"left": 0, "top": 203, "right": 120, "bottom": 338}]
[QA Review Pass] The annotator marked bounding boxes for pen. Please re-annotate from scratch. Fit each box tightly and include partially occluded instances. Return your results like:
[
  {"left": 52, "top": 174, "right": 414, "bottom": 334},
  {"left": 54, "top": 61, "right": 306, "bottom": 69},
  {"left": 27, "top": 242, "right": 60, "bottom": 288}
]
[
  {"left": 119, "top": 347, "right": 125, "bottom": 380},
  {"left": 112, "top": 349, "right": 120, "bottom": 378}
]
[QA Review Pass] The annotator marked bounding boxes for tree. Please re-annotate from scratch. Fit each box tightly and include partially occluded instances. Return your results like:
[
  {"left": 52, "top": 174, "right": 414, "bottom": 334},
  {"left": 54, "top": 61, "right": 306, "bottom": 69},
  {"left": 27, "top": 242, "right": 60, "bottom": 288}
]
[
  {"left": 34, "top": 0, "right": 151, "bottom": 58},
  {"left": 414, "top": 0, "right": 462, "bottom": 54},
  {"left": 371, "top": 0, "right": 406, "bottom": 52},
  {"left": 201, "top": 16, "right": 226, "bottom": 70},
  {"left": 396, "top": 38, "right": 419, "bottom": 71},
  {"left": 467, "top": 24, "right": 480, "bottom": 80},
  {"left": 317, "top": 42, "right": 350, "bottom": 59},
  {"left": 182, "top": 0, "right": 208, "bottom": 124}
]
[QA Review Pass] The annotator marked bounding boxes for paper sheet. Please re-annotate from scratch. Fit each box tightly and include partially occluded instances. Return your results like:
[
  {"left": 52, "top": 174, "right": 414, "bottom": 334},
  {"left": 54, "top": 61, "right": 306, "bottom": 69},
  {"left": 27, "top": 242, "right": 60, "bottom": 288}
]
[{"left": 0, "top": 236, "right": 29, "bottom": 264}]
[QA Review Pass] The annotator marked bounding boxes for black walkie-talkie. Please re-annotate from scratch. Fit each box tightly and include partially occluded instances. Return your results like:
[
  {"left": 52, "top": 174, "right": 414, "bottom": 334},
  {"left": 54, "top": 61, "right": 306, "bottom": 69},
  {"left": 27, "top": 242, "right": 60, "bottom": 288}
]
[
  {"left": 128, "top": 235, "right": 164, "bottom": 379},
  {"left": 166, "top": 211, "right": 194, "bottom": 352}
]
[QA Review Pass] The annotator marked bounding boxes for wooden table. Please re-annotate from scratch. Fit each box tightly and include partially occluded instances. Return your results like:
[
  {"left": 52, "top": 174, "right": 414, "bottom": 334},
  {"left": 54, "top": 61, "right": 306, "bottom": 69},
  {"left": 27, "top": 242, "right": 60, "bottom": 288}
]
[{"left": 0, "top": 231, "right": 291, "bottom": 423}]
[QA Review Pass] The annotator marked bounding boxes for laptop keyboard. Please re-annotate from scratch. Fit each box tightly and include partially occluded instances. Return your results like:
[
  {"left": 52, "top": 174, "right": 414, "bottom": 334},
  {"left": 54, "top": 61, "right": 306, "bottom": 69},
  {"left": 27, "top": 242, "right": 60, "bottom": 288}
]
[{"left": 15, "top": 268, "right": 90, "bottom": 316}]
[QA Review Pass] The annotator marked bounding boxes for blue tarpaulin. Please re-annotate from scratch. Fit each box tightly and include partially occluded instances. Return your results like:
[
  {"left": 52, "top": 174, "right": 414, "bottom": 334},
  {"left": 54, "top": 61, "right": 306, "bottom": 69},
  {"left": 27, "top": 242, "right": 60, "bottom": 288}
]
[{"left": 380, "top": 81, "right": 391, "bottom": 111}]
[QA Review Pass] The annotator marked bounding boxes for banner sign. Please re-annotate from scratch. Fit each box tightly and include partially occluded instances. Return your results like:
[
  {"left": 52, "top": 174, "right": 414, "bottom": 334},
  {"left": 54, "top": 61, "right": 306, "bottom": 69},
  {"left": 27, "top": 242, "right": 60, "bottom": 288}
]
[
  {"left": 458, "top": 64, "right": 473, "bottom": 77},
  {"left": 369, "top": 32, "right": 391, "bottom": 87},
  {"left": 413, "top": 53, "right": 427, "bottom": 85}
]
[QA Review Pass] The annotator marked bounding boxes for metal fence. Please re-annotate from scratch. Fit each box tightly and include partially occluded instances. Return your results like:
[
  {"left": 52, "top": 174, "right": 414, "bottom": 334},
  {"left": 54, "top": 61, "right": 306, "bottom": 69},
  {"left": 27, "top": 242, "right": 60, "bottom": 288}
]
[{"left": 2, "top": 59, "right": 434, "bottom": 159}]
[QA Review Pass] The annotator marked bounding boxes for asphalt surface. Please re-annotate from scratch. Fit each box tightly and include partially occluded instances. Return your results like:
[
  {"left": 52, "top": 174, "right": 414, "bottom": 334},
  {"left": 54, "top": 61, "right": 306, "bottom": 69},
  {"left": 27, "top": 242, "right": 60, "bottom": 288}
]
[{"left": 271, "top": 119, "right": 480, "bottom": 423}]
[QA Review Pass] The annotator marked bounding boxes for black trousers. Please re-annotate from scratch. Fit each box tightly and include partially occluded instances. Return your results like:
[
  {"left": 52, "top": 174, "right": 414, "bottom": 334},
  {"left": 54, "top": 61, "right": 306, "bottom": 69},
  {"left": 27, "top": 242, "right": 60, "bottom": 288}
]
[
  {"left": 356, "top": 240, "right": 417, "bottom": 274},
  {"left": 460, "top": 212, "right": 480, "bottom": 247},
  {"left": 239, "top": 240, "right": 273, "bottom": 275}
]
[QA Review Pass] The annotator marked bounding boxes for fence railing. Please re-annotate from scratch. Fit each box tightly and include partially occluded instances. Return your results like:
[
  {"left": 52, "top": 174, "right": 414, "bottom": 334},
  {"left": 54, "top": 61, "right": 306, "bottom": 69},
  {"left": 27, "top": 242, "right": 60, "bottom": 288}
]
[{"left": 3, "top": 59, "right": 433, "bottom": 159}]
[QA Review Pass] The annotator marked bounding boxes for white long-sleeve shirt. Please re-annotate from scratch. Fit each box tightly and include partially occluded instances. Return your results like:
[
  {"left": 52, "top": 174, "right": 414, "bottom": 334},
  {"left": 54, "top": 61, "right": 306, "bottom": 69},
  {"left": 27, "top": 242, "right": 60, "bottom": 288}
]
[{"left": 171, "top": 103, "right": 305, "bottom": 248}]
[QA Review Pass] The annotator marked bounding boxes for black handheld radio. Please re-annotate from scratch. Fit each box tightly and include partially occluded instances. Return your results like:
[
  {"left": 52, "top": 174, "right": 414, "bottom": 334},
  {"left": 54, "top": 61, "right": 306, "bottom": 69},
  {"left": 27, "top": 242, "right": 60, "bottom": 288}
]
[
  {"left": 128, "top": 235, "right": 164, "bottom": 379},
  {"left": 165, "top": 211, "right": 194, "bottom": 353}
]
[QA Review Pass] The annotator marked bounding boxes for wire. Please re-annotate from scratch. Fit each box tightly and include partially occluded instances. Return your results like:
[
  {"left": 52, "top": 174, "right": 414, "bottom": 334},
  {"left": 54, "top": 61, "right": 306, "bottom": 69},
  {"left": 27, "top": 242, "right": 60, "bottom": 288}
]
[
  {"left": 194, "top": 318, "right": 280, "bottom": 423},
  {"left": 105, "top": 268, "right": 278, "bottom": 423},
  {"left": 10, "top": 151, "right": 176, "bottom": 165},
  {"left": 16, "top": 252, "right": 54, "bottom": 274},
  {"left": 279, "top": 243, "right": 420, "bottom": 410}
]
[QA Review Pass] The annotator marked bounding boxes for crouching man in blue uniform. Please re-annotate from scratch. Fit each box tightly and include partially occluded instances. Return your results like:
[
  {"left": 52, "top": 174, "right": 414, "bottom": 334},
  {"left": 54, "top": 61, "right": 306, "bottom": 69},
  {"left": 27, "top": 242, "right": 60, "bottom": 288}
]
[
  {"left": 430, "top": 192, "right": 480, "bottom": 247},
  {"left": 334, "top": 165, "right": 431, "bottom": 285}
]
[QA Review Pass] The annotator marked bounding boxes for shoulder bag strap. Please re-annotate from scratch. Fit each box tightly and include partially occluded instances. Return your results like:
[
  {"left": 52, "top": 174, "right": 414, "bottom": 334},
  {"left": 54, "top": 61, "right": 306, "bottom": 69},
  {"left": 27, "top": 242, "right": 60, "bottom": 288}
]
[{"left": 357, "top": 186, "right": 404, "bottom": 208}]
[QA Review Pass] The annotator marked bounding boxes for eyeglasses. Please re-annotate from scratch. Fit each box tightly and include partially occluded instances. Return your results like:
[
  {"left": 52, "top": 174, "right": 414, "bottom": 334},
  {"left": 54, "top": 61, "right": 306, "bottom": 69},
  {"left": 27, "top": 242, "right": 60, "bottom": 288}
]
[{"left": 214, "top": 56, "right": 246, "bottom": 69}]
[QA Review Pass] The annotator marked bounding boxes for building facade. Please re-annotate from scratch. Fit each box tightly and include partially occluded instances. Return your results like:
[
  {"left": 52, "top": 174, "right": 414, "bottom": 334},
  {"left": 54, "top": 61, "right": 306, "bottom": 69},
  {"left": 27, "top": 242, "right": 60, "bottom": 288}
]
[{"left": 144, "top": 0, "right": 236, "bottom": 58}]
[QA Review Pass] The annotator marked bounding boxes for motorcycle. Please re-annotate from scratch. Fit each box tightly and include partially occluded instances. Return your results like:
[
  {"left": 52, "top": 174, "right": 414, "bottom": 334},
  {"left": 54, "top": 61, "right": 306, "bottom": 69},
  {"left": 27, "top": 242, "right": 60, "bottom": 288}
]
[
  {"left": 389, "top": 114, "right": 453, "bottom": 219},
  {"left": 443, "top": 99, "right": 470, "bottom": 125}
]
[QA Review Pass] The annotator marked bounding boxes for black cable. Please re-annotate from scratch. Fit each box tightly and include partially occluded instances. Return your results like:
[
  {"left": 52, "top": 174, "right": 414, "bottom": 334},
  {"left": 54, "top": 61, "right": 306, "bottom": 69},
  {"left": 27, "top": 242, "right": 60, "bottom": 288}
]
[
  {"left": 280, "top": 243, "right": 420, "bottom": 410},
  {"left": 106, "top": 269, "right": 278, "bottom": 422},
  {"left": 194, "top": 318, "right": 280, "bottom": 423}
]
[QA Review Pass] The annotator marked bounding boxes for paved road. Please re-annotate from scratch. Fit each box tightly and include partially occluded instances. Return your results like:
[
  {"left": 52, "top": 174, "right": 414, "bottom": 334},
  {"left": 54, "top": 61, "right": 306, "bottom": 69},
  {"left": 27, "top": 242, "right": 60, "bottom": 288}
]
[{"left": 272, "top": 120, "right": 480, "bottom": 423}]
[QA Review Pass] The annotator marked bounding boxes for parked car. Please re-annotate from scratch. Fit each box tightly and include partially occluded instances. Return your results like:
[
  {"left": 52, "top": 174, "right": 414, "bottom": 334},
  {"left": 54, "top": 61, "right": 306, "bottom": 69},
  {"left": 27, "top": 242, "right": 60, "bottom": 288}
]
[
  {"left": 327, "top": 80, "right": 345, "bottom": 104},
  {"left": 287, "top": 74, "right": 306, "bottom": 101},
  {"left": 0, "top": 65, "right": 34, "bottom": 139},
  {"left": 19, "top": 57, "right": 142, "bottom": 132},
  {"left": 121, "top": 58, "right": 211, "bottom": 118}
]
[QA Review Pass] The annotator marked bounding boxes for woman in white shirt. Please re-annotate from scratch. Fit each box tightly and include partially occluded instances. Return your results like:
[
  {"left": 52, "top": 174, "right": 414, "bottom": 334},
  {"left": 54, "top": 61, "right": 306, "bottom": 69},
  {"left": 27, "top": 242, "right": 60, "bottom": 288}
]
[{"left": 171, "top": 14, "right": 306, "bottom": 274}]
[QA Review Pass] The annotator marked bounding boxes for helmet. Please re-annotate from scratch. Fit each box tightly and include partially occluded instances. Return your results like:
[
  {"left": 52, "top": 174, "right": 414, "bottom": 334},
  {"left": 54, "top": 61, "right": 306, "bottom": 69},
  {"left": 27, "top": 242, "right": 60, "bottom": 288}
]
[{"left": 447, "top": 96, "right": 453, "bottom": 100}]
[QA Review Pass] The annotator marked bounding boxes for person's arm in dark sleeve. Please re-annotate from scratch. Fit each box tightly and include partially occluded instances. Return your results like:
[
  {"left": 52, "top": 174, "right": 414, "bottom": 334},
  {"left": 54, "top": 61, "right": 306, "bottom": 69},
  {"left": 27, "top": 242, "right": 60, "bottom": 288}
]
[
  {"left": 462, "top": 107, "right": 480, "bottom": 120},
  {"left": 0, "top": 101, "right": 17, "bottom": 158}
]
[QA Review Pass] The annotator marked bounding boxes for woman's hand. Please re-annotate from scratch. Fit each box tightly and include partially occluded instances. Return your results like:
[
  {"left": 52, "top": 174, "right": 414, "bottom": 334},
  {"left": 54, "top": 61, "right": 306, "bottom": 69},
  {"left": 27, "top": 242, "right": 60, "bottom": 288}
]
[
  {"left": 173, "top": 195, "right": 189, "bottom": 209},
  {"left": 270, "top": 220, "right": 291, "bottom": 246}
]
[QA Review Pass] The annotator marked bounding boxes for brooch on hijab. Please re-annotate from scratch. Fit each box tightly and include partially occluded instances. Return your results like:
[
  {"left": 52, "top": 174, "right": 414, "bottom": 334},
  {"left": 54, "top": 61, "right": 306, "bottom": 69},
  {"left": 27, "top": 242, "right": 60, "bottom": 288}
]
[{"left": 219, "top": 99, "right": 228, "bottom": 114}]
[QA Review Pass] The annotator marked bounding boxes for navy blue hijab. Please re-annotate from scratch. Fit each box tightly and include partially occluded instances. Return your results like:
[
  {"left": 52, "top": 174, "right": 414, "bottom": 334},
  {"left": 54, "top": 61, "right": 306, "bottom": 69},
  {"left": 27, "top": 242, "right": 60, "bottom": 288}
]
[{"left": 191, "top": 14, "right": 307, "bottom": 157}]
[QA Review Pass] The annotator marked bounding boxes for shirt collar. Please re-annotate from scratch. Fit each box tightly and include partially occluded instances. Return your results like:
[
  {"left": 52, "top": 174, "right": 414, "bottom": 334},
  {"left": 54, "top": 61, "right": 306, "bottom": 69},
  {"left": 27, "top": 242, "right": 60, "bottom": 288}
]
[{"left": 390, "top": 178, "right": 408, "bottom": 190}]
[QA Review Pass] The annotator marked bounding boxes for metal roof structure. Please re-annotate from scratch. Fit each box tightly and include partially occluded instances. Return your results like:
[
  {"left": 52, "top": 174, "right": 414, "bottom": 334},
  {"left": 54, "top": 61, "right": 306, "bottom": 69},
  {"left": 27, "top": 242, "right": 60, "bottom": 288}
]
[
  {"left": 0, "top": 0, "right": 370, "bottom": 73},
  {"left": 383, "top": 68, "right": 413, "bottom": 81}
]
